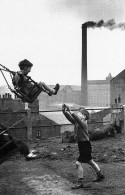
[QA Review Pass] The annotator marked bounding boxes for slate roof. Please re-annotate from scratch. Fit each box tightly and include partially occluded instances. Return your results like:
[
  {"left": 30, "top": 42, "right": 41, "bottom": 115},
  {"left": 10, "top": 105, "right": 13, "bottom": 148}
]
[
  {"left": 110, "top": 69, "right": 125, "bottom": 82},
  {"left": 41, "top": 112, "right": 71, "bottom": 125}
]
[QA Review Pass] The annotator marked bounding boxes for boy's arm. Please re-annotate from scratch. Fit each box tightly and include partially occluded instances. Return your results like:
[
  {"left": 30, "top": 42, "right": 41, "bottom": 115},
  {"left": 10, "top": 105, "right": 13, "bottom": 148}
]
[
  {"left": 62, "top": 104, "right": 76, "bottom": 124},
  {"left": 12, "top": 72, "right": 24, "bottom": 87},
  {"left": 71, "top": 112, "right": 87, "bottom": 129}
]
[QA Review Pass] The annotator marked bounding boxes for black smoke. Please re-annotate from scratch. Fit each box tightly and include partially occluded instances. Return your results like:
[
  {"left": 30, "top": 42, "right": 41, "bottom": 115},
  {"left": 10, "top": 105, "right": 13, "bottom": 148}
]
[{"left": 82, "top": 19, "right": 125, "bottom": 30}]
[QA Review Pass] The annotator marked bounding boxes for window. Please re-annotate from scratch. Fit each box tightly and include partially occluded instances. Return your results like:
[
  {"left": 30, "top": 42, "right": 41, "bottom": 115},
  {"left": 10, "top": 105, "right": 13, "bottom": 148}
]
[{"left": 37, "top": 130, "right": 41, "bottom": 138}]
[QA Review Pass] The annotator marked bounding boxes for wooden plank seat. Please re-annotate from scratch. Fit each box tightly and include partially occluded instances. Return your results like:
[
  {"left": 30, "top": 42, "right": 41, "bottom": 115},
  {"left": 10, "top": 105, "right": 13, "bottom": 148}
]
[{"left": 12, "top": 74, "right": 44, "bottom": 103}]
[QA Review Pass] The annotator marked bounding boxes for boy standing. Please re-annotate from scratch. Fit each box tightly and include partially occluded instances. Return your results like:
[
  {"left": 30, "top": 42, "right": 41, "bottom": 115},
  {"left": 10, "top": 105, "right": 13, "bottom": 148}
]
[
  {"left": 62, "top": 104, "right": 105, "bottom": 189},
  {"left": 13, "top": 59, "right": 60, "bottom": 96}
]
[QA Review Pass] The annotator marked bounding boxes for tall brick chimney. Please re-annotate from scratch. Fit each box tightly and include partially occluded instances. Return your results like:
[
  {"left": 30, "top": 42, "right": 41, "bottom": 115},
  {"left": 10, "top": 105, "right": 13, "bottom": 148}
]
[{"left": 81, "top": 23, "right": 88, "bottom": 106}]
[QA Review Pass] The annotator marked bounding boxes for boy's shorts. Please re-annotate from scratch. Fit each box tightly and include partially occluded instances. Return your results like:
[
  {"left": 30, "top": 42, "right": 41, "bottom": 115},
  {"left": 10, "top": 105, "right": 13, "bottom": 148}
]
[{"left": 77, "top": 140, "right": 92, "bottom": 163}]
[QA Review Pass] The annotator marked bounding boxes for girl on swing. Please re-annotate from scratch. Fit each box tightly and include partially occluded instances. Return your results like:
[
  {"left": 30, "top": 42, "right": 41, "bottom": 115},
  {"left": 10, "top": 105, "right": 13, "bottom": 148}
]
[{"left": 13, "top": 59, "right": 60, "bottom": 96}]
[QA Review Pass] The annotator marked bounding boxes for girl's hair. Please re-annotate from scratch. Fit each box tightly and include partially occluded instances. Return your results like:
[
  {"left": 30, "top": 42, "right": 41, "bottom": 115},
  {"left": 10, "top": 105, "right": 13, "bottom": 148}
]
[{"left": 18, "top": 59, "right": 33, "bottom": 70}]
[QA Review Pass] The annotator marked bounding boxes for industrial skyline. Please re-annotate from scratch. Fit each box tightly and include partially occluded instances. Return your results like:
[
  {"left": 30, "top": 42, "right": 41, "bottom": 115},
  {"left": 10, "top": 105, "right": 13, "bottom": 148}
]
[{"left": 0, "top": 1, "right": 125, "bottom": 86}]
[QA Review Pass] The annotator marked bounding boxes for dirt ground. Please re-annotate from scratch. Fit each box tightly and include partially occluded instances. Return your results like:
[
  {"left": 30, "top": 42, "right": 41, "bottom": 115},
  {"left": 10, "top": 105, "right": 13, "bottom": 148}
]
[{"left": 1, "top": 133, "right": 125, "bottom": 195}]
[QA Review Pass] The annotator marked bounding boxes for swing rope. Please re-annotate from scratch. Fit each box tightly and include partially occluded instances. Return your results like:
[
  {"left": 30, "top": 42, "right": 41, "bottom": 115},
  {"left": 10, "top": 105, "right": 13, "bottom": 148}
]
[
  {"left": 0, "top": 64, "right": 15, "bottom": 91},
  {"left": 0, "top": 64, "right": 15, "bottom": 74},
  {"left": 0, "top": 69, "right": 11, "bottom": 90},
  {"left": 0, "top": 116, "right": 26, "bottom": 136}
]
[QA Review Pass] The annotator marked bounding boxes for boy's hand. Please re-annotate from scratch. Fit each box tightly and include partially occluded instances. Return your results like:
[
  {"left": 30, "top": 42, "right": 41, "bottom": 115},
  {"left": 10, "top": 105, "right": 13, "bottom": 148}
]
[
  {"left": 62, "top": 104, "right": 70, "bottom": 113},
  {"left": 65, "top": 105, "right": 70, "bottom": 112},
  {"left": 62, "top": 104, "right": 66, "bottom": 113},
  {"left": 65, "top": 105, "right": 74, "bottom": 115}
]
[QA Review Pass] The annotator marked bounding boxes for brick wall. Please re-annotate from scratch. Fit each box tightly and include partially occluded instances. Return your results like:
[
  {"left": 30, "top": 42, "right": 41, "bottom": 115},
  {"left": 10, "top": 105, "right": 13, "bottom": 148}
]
[{"left": 0, "top": 94, "right": 25, "bottom": 111}]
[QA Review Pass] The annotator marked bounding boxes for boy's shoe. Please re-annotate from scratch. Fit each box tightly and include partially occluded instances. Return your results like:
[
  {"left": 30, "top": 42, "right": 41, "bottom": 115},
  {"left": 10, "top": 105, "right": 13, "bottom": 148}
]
[
  {"left": 93, "top": 170, "right": 105, "bottom": 182},
  {"left": 71, "top": 178, "right": 84, "bottom": 190},
  {"left": 71, "top": 182, "right": 90, "bottom": 190},
  {"left": 71, "top": 182, "right": 83, "bottom": 189},
  {"left": 53, "top": 84, "right": 60, "bottom": 95}
]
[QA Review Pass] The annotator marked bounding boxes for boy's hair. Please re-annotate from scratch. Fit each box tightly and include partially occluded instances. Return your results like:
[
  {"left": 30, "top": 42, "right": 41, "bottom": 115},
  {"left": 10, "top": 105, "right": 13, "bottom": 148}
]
[
  {"left": 18, "top": 59, "right": 33, "bottom": 70},
  {"left": 79, "top": 106, "right": 89, "bottom": 120}
]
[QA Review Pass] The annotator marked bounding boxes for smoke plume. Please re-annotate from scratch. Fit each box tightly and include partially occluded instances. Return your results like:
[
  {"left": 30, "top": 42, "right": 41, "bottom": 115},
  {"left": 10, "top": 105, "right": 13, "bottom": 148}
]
[{"left": 83, "top": 19, "right": 125, "bottom": 30}]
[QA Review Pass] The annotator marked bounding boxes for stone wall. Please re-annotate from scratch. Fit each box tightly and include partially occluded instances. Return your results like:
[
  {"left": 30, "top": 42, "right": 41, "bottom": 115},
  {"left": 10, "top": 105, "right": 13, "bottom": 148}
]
[{"left": 88, "top": 109, "right": 111, "bottom": 131}]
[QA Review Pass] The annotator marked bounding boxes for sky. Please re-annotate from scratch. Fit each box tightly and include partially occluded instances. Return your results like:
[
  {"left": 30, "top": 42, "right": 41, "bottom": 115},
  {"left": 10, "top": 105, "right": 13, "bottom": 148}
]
[{"left": 0, "top": 0, "right": 125, "bottom": 87}]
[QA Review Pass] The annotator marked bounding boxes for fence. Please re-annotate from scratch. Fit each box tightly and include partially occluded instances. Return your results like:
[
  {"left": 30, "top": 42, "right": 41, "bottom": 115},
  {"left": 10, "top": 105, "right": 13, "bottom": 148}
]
[{"left": 0, "top": 105, "right": 124, "bottom": 140}]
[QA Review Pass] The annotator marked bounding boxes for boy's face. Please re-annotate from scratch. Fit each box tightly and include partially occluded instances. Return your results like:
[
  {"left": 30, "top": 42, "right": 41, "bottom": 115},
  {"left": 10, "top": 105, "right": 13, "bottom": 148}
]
[
  {"left": 22, "top": 67, "right": 32, "bottom": 75},
  {"left": 78, "top": 111, "right": 86, "bottom": 120}
]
